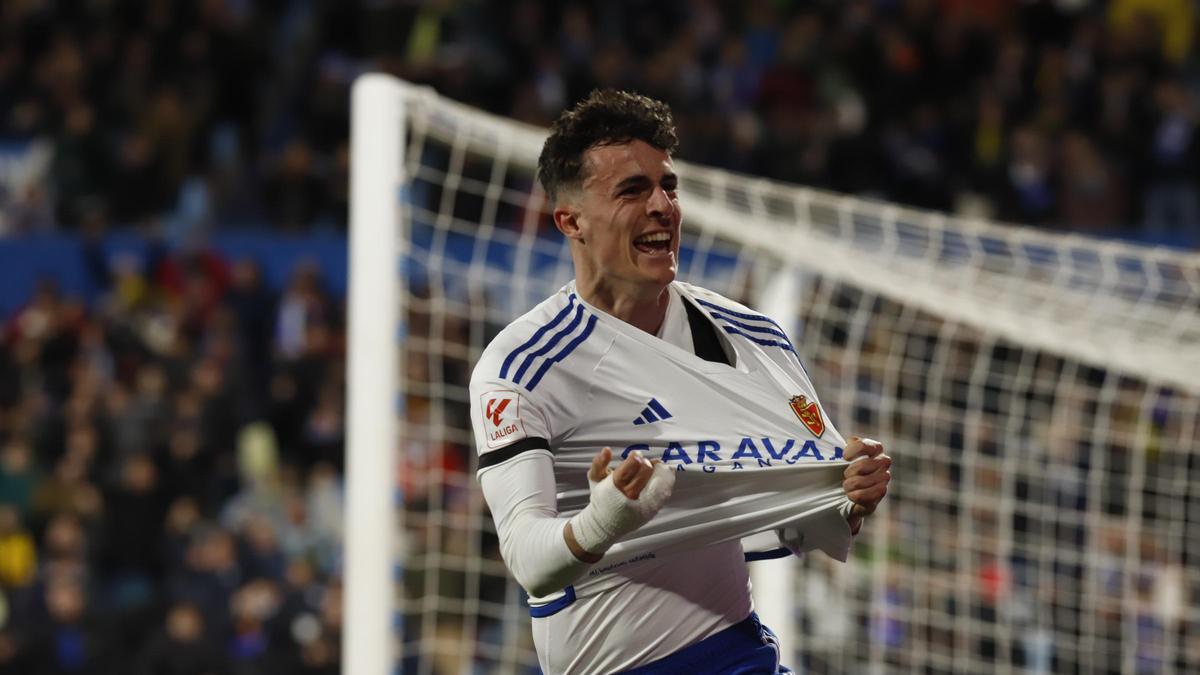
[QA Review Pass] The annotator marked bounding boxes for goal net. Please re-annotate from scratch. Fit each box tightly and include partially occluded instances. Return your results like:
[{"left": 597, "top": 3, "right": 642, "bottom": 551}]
[{"left": 346, "top": 74, "right": 1200, "bottom": 675}]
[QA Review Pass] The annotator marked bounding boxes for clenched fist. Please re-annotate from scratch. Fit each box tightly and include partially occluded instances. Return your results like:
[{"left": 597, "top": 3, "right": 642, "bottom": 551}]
[{"left": 842, "top": 437, "right": 891, "bottom": 534}]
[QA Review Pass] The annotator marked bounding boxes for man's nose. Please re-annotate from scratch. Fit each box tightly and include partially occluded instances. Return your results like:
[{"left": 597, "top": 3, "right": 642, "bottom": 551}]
[{"left": 646, "top": 186, "right": 675, "bottom": 219}]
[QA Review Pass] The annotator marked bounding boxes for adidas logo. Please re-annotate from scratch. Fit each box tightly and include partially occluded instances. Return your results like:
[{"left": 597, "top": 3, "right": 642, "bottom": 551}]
[{"left": 632, "top": 398, "right": 673, "bottom": 425}]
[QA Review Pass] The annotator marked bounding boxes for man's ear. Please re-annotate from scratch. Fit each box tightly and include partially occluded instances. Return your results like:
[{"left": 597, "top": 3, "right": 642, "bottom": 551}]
[{"left": 553, "top": 204, "right": 585, "bottom": 244}]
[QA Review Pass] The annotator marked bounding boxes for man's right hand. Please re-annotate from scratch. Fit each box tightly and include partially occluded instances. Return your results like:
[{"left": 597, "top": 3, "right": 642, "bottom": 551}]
[
  {"left": 565, "top": 447, "right": 675, "bottom": 562},
  {"left": 589, "top": 446, "right": 658, "bottom": 498}
]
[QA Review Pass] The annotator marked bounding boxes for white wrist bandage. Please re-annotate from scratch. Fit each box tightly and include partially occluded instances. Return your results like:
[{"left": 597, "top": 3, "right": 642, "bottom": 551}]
[{"left": 569, "top": 462, "right": 675, "bottom": 556}]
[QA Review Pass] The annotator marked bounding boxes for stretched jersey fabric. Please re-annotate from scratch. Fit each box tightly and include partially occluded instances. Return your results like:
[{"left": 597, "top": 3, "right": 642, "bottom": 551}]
[{"left": 470, "top": 281, "right": 854, "bottom": 675}]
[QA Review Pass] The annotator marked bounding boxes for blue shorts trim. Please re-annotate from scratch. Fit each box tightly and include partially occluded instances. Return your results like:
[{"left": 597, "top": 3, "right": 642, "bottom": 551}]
[
  {"left": 529, "top": 585, "right": 575, "bottom": 618},
  {"left": 620, "top": 612, "right": 793, "bottom": 674}
]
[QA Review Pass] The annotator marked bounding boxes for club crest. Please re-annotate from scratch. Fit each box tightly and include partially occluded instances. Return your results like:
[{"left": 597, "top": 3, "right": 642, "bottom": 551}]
[{"left": 789, "top": 395, "right": 825, "bottom": 437}]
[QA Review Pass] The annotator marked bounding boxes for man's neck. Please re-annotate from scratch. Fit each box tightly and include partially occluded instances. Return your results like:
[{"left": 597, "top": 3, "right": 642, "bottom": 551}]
[{"left": 575, "top": 277, "right": 670, "bottom": 335}]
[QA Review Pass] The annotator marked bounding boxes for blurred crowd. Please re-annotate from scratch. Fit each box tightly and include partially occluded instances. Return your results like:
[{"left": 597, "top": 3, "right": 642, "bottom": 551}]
[
  {"left": 1, "top": 0, "right": 1198, "bottom": 244},
  {"left": 0, "top": 243, "right": 346, "bottom": 674},
  {"left": 0, "top": 0, "right": 1197, "bottom": 673}
]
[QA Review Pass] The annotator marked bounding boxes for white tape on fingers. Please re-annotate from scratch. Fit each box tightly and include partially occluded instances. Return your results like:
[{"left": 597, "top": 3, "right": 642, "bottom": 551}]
[
  {"left": 569, "top": 464, "right": 676, "bottom": 556},
  {"left": 634, "top": 462, "right": 675, "bottom": 518}
]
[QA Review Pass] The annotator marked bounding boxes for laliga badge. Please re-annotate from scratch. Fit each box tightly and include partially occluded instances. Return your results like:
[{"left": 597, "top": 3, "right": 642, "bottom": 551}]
[
  {"left": 789, "top": 395, "right": 825, "bottom": 437},
  {"left": 481, "top": 390, "right": 527, "bottom": 448}
]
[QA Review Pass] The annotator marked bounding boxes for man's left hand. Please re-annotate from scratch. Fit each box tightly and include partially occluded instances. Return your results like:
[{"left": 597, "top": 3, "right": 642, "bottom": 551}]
[{"left": 842, "top": 437, "right": 891, "bottom": 535}]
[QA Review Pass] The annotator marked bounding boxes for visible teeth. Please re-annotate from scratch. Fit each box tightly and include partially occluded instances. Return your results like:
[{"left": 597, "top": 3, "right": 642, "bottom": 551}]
[{"left": 635, "top": 232, "right": 671, "bottom": 244}]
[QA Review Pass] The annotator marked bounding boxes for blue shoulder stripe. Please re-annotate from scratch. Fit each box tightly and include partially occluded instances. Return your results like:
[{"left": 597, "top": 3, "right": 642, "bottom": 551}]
[
  {"left": 525, "top": 314, "right": 598, "bottom": 391},
  {"left": 499, "top": 294, "right": 577, "bottom": 379},
  {"left": 704, "top": 307, "right": 791, "bottom": 342},
  {"left": 512, "top": 304, "right": 586, "bottom": 383},
  {"left": 721, "top": 325, "right": 796, "bottom": 354},
  {"left": 694, "top": 298, "right": 770, "bottom": 321},
  {"left": 695, "top": 298, "right": 798, "bottom": 351},
  {"left": 694, "top": 298, "right": 813, "bottom": 376},
  {"left": 694, "top": 299, "right": 790, "bottom": 337}
]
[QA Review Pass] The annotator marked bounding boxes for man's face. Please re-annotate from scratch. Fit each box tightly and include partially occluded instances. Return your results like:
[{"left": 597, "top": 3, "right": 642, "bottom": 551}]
[{"left": 564, "top": 139, "right": 682, "bottom": 293}]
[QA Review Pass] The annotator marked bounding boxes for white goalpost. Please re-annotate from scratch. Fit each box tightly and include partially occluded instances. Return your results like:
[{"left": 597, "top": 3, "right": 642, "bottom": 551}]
[
  {"left": 347, "top": 74, "right": 1200, "bottom": 675},
  {"left": 344, "top": 74, "right": 405, "bottom": 675}
]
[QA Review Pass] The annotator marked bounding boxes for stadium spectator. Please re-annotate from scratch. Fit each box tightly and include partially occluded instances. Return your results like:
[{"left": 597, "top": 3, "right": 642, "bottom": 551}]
[
  {"left": 0, "top": 505, "right": 36, "bottom": 590},
  {"left": 21, "top": 575, "right": 114, "bottom": 675},
  {"left": 132, "top": 601, "right": 229, "bottom": 675},
  {"left": 1141, "top": 76, "right": 1200, "bottom": 238},
  {"left": 0, "top": 441, "right": 36, "bottom": 521}
]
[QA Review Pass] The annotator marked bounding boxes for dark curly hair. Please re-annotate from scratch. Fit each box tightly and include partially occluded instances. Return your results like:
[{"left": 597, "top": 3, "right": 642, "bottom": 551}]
[{"left": 537, "top": 89, "right": 678, "bottom": 204}]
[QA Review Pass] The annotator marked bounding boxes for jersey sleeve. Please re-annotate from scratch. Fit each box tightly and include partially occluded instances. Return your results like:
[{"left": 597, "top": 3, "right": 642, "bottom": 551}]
[
  {"left": 469, "top": 369, "right": 554, "bottom": 473},
  {"left": 469, "top": 344, "right": 592, "bottom": 598},
  {"left": 477, "top": 449, "right": 589, "bottom": 597}
]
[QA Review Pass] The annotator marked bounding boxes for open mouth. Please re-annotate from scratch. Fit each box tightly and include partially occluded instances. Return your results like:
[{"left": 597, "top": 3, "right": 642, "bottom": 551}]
[{"left": 633, "top": 231, "right": 673, "bottom": 255}]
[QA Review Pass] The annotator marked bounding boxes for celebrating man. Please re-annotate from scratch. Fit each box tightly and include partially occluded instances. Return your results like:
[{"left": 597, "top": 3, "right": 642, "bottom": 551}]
[{"left": 470, "top": 89, "right": 891, "bottom": 674}]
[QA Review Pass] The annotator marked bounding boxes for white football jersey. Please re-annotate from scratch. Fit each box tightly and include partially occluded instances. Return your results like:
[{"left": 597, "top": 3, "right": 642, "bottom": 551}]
[{"left": 470, "top": 281, "right": 853, "bottom": 674}]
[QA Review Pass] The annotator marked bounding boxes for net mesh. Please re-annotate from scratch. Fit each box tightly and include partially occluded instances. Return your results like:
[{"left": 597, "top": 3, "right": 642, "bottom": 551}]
[{"left": 379, "top": 84, "right": 1200, "bottom": 674}]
